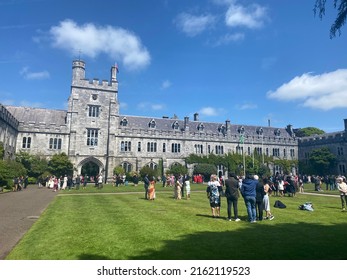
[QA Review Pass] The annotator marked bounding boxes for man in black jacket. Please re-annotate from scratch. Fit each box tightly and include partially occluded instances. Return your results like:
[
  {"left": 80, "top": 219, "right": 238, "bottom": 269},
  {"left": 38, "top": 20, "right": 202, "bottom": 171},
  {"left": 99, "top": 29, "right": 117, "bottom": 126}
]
[
  {"left": 224, "top": 173, "right": 241, "bottom": 221},
  {"left": 144, "top": 174, "right": 150, "bottom": 200}
]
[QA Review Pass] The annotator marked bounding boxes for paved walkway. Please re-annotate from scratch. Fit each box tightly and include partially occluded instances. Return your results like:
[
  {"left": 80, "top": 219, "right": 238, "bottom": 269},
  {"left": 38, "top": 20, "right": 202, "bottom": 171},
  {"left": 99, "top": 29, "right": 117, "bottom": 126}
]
[{"left": 0, "top": 186, "right": 57, "bottom": 259}]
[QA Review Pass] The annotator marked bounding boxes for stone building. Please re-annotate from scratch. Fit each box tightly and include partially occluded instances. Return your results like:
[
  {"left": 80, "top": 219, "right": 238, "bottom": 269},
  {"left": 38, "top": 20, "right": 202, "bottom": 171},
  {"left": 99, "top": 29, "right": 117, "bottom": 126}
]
[
  {"left": 2, "top": 60, "right": 301, "bottom": 181},
  {"left": 298, "top": 119, "right": 347, "bottom": 175},
  {"left": 0, "top": 104, "right": 18, "bottom": 159}
]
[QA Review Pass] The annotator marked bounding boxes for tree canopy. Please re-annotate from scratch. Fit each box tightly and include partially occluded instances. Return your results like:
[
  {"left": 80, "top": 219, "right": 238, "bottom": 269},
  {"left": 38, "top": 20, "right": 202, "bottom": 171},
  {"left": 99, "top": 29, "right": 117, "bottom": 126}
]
[
  {"left": 309, "top": 147, "right": 337, "bottom": 175},
  {"left": 295, "top": 127, "right": 325, "bottom": 137},
  {"left": 314, "top": 0, "right": 347, "bottom": 38}
]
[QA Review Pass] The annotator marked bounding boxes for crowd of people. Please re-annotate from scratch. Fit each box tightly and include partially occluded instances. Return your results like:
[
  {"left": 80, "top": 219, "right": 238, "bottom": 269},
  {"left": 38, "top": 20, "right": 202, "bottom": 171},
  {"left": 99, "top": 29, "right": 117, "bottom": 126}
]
[
  {"left": 143, "top": 173, "right": 191, "bottom": 201},
  {"left": 12, "top": 176, "right": 29, "bottom": 192},
  {"left": 36, "top": 173, "right": 104, "bottom": 191},
  {"left": 205, "top": 173, "right": 275, "bottom": 223}
]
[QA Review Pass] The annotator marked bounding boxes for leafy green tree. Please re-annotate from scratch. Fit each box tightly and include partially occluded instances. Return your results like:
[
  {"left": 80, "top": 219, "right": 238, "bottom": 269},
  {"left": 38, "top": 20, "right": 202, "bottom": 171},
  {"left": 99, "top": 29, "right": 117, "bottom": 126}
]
[
  {"left": 0, "top": 141, "right": 4, "bottom": 159},
  {"left": 30, "top": 155, "right": 49, "bottom": 178},
  {"left": 48, "top": 153, "right": 73, "bottom": 178},
  {"left": 113, "top": 166, "right": 125, "bottom": 175},
  {"left": 0, "top": 160, "right": 27, "bottom": 187},
  {"left": 314, "top": 0, "right": 347, "bottom": 38},
  {"left": 16, "top": 151, "right": 48, "bottom": 178},
  {"left": 168, "top": 163, "right": 187, "bottom": 177},
  {"left": 309, "top": 147, "right": 337, "bottom": 175},
  {"left": 295, "top": 127, "right": 325, "bottom": 137},
  {"left": 193, "top": 163, "right": 217, "bottom": 182},
  {"left": 139, "top": 166, "right": 158, "bottom": 181}
]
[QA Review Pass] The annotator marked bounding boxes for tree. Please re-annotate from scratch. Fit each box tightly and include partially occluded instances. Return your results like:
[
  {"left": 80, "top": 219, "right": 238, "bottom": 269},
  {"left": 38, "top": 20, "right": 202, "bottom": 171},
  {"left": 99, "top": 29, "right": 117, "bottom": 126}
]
[
  {"left": 0, "top": 160, "right": 27, "bottom": 187},
  {"left": 0, "top": 141, "right": 4, "bottom": 159},
  {"left": 113, "top": 166, "right": 125, "bottom": 175},
  {"left": 16, "top": 151, "right": 48, "bottom": 178},
  {"left": 167, "top": 163, "right": 187, "bottom": 177},
  {"left": 193, "top": 163, "right": 217, "bottom": 182},
  {"left": 294, "top": 127, "right": 325, "bottom": 137},
  {"left": 139, "top": 166, "right": 158, "bottom": 180},
  {"left": 309, "top": 147, "right": 337, "bottom": 175},
  {"left": 314, "top": 0, "right": 347, "bottom": 38},
  {"left": 48, "top": 153, "right": 73, "bottom": 178}
]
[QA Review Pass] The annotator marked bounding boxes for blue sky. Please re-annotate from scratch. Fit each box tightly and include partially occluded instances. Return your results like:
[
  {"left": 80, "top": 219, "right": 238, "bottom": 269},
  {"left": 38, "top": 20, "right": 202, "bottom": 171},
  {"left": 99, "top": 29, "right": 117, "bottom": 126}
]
[{"left": 1, "top": 0, "right": 346, "bottom": 132}]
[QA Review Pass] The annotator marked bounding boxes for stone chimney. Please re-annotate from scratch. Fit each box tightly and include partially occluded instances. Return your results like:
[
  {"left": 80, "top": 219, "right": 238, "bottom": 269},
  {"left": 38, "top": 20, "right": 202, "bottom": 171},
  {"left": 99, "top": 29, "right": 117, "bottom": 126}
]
[
  {"left": 194, "top": 113, "right": 199, "bottom": 121},
  {"left": 184, "top": 116, "right": 189, "bottom": 131}
]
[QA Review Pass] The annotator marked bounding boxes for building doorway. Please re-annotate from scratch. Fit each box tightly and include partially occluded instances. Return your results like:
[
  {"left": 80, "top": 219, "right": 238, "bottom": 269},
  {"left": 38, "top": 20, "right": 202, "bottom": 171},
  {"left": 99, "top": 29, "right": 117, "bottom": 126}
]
[{"left": 81, "top": 161, "right": 100, "bottom": 183}]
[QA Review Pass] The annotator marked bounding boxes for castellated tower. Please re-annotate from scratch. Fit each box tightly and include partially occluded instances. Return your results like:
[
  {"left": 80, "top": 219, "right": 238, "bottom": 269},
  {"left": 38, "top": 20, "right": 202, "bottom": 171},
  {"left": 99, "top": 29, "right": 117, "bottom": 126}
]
[{"left": 67, "top": 60, "right": 119, "bottom": 181}]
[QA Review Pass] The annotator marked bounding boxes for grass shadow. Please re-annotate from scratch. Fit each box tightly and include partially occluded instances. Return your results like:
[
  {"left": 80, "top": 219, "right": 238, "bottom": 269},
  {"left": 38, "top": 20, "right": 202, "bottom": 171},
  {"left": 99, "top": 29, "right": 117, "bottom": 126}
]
[{"left": 130, "top": 222, "right": 347, "bottom": 260}]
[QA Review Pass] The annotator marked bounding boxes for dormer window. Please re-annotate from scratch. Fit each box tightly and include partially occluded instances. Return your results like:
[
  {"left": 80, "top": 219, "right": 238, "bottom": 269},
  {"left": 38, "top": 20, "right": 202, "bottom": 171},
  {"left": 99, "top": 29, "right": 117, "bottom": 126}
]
[
  {"left": 120, "top": 117, "right": 128, "bottom": 127},
  {"left": 172, "top": 121, "right": 179, "bottom": 130},
  {"left": 274, "top": 128, "right": 281, "bottom": 136},
  {"left": 149, "top": 119, "right": 156, "bottom": 129},
  {"left": 238, "top": 126, "right": 245, "bottom": 134},
  {"left": 197, "top": 123, "right": 204, "bottom": 131},
  {"left": 218, "top": 124, "right": 226, "bottom": 134},
  {"left": 257, "top": 127, "right": 263, "bottom": 135}
]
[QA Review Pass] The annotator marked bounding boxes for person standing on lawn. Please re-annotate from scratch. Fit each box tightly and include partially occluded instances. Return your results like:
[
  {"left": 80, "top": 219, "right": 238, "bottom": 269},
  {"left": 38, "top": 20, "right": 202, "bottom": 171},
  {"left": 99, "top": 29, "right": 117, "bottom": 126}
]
[
  {"left": 263, "top": 177, "right": 274, "bottom": 220},
  {"left": 240, "top": 173, "right": 257, "bottom": 223},
  {"left": 337, "top": 177, "right": 347, "bottom": 211},
  {"left": 224, "top": 173, "right": 241, "bottom": 222},
  {"left": 148, "top": 176, "right": 156, "bottom": 200},
  {"left": 143, "top": 174, "right": 150, "bottom": 200},
  {"left": 206, "top": 174, "right": 223, "bottom": 218},
  {"left": 255, "top": 175, "right": 265, "bottom": 221}
]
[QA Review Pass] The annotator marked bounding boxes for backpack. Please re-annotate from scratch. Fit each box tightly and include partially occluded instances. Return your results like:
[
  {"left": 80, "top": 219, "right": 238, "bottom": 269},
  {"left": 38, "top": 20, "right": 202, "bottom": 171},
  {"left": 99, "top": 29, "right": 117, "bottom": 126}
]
[
  {"left": 274, "top": 200, "right": 286, "bottom": 208},
  {"left": 299, "top": 202, "right": 314, "bottom": 211}
]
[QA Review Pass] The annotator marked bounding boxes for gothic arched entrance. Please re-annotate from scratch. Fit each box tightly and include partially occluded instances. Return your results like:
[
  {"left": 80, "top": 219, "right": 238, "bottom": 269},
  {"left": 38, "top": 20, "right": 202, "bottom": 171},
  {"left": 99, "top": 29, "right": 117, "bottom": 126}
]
[{"left": 78, "top": 157, "right": 104, "bottom": 183}]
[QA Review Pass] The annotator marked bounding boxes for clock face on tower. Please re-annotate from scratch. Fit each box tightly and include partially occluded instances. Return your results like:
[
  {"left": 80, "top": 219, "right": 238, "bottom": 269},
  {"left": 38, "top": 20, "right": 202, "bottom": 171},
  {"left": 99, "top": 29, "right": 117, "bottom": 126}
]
[{"left": 92, "top": 94, "right": 98, "bottom": 100}]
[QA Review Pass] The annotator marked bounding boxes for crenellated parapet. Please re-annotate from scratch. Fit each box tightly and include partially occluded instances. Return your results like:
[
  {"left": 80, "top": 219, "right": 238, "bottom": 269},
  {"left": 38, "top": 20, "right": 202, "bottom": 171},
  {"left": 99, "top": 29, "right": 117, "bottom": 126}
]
[
  {"left": 298, "top": 131, "right": 346, "bottom": 146},
  {"left": 0, "top": 104, "right": 19, "bottom": 130},
  {"left": 72, "top": 60, "right": 118, "bottom": 91}
]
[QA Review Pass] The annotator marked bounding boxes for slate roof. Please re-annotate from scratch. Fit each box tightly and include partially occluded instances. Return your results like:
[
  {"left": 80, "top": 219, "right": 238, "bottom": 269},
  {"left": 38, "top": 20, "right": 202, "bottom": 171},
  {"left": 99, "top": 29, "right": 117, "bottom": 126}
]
[
  {"left": 5, "top": 106, "right": 67, "bottom": 126},
  {"left": 3, "top": 106, "right": 294, "bottom": 138},
  {"left": 119, "top": 115, "right": 293, "bottom": 138}
]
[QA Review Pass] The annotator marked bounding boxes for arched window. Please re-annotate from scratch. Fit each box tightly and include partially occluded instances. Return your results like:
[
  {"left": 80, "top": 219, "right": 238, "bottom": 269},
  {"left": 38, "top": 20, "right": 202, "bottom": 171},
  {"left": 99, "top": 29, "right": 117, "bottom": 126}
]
[
  {"left": 121, "top": 162, "right": 132, "bottom": 173},
  {"left": 147, "top": 162, "right": 158, "bottom": 170}
]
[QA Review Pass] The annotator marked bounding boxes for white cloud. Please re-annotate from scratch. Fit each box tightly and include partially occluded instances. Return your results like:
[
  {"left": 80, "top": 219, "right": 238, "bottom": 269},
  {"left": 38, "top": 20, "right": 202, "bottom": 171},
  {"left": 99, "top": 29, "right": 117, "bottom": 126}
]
[
  {"left": 49, "top": 19, "right": 150, "bottom": 70},
  {"left": 213, "top": 32, "right": 245, "bottom": 46},
  {"left": 161, "top": 80, "right": 172, "bottom": 90},
  {"left": 236, "top": 103, "right": 258, "bottom": 110},
  {"left": 267, "top": 69, "right": 347, "bottom": 110},
  {"left": 199, "top": 107, "right": 219, "bottom": 116},
  {"left": 175, "top": 13, "right": 216, "bottom": 37},
  {"left": 225, "top": 2, "right": 268, "bottom": 29},
  {"left": 20, "top": 66, "right": 50, "bottom": 80}
]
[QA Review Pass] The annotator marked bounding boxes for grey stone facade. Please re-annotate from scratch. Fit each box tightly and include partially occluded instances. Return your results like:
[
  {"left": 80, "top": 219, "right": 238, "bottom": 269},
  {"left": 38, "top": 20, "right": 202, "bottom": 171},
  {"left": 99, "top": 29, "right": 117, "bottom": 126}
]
[
  {"left": 0, "top": 104, "right": 18, "bottom": 159},
  {"left": 298, "top": 119, "right": 347, "bottom": 175},
  {"left": 2, "top": 60, "right": 305, "bottom": 181}
]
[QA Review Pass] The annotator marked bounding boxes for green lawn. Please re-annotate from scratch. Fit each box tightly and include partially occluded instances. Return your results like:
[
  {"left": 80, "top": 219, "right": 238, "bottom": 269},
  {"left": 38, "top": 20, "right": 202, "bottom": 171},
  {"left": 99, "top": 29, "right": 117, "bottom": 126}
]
[{"left": 6, "top": 182, "right": 347, "bottom": 260}]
